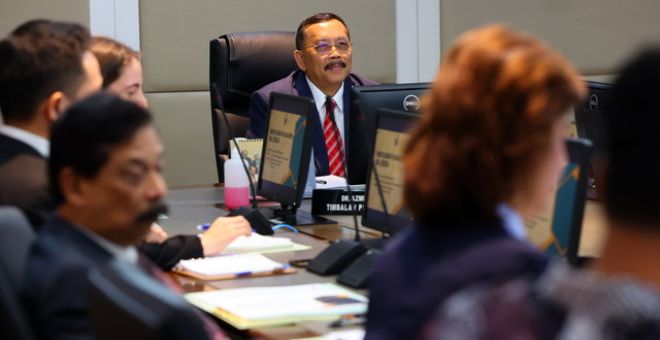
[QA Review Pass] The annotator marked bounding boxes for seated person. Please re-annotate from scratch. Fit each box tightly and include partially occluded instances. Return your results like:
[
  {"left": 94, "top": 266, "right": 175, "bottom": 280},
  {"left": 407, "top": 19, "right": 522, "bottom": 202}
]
[
  {"left": 426, "top": 46, "right": 660, "bottom": 340},
  {"left": 90, "top": 36, "right": 246, "bottom": 269},
  {"left": 248, "top": 12, "right": 377, "bottom": 180},
  {"left": 0, "top": 19, "right": 102, "bottom": 227},
  {"left": 22, "top": 93, "right": 234, "bottom": 340},
  {"left": 364, "top": 24, "right": 586, "bottom": 340}
]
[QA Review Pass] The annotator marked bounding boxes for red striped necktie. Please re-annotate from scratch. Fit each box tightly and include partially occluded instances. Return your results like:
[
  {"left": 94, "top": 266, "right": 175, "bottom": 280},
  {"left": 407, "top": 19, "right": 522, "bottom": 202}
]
[{"left": 323, "top": 96, "right": 346, "bottom": 177}]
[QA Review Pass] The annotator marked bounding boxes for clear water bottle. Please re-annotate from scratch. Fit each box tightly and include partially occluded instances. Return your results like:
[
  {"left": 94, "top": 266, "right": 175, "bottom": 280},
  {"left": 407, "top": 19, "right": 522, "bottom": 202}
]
[{"left": 224, "top": 148, "right": 250, "bottom": 209}]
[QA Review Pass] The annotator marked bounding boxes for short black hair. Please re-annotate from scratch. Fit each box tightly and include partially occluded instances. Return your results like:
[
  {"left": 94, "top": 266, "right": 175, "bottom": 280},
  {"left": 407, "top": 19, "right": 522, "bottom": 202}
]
[
  {"left": 295, "top": 12, "right": 350, "bottom": 50},
  {"left": 0, "top": 19, "right": 90, "bottom": 123},
  {"left": 49, "top": 92, "right": 153, "bottom": 205},
  {"left": 604, "top": 47, "right": 660, "bottom": 226}
]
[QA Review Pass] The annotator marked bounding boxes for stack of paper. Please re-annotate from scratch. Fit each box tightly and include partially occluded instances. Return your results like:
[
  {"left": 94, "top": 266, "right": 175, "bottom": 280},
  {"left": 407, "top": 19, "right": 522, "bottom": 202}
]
[
  {"left": 225, "top": 233, "right": 299, "bottom": 253},
  {"left": 173, "top": 253, "right": 295, "bottom": 280},
  {"left": 185, "top": 283, "right": 368, "bottom": 329}
]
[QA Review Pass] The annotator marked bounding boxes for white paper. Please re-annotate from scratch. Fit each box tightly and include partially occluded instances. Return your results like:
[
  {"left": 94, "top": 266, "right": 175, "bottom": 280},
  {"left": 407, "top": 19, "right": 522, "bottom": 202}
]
[
  {"left": 186, "top": 283, "right": 367, "bottom": 321},
  {"left": 176, "top": 253, "right": 285, "bottom": 276},
  {"left": 225, "top": 233, "right": 295, "bottom": 253},
  {"left": 315, "top": 175, "right": 347, "bottom": 189}
]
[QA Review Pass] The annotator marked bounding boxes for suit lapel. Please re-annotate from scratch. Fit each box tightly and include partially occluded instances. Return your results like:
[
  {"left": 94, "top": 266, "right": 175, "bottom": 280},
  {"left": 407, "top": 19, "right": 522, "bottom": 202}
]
[{"left": 45, "top": 215, "right": 114, "bottom": 264}]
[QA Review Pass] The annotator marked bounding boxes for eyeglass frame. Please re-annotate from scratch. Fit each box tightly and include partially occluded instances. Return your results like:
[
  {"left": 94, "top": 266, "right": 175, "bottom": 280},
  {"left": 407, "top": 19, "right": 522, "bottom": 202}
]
[{"left": 302, "top": 40, "right": 353, "bottom": 55}]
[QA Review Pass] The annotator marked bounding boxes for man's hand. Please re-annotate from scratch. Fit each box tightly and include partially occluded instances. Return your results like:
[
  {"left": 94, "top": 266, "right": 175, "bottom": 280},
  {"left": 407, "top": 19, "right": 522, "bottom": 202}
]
[
  {"left": 199, "top": 215, "right": 252, "bottom": 256},
  {"left": 143, "top": 223, "right": 168, "bottom": 243}
]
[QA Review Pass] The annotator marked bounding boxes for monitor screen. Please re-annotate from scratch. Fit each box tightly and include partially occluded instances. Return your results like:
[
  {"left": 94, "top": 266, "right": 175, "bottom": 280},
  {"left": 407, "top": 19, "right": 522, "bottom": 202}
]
[
  {"left": 574, "top": 81, "right": 612, "bottom": 157},
  {"left": 257, "top": 93, "right": 315, "bottom": 208},
  {"left": 347, "top": 83, "right": 430, "bottom": 184},
  {"left": 362, "top": 109, "right": 418, "bottom": 235},
  {"left": 524, "top": 138, "right": 592, "bottom": 265}
]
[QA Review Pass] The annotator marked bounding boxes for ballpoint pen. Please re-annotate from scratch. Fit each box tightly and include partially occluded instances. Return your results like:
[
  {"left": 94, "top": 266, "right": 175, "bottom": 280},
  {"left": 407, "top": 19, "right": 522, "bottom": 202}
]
[{"left": 196, "top": 223, "right": 211, "bottom": 231}]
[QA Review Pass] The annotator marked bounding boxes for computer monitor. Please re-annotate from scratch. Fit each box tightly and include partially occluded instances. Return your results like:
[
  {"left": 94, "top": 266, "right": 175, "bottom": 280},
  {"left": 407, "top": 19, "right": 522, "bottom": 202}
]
[
  {"left": 257, "top": 93, "right": 333, "bottom": 226},
  {"left": 347, "top": 83, "right": 430, "bottom": 184},
  {"left": 574, "top": 81, "right": 612, "bottom": 156},
  {"left": 524, "top": 138, "right": 592, "bottom": 266},
  {"left": 89, "top": 260, "right": 210, "bottom": 340},
  {"left": 574, "top": 80, "right": 612, "bottom": 200},
  {"left": 362, "top": 109, "right": 418, "bottom": 236}
]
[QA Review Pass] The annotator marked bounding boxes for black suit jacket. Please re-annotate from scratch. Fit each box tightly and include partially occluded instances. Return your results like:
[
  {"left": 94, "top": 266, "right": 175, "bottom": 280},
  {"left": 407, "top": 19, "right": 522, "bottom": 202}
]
[
  {"left": 248, "top": 69, "right": 378, "bottom": 183},
  {"left": 0, "top": 133, "right": 202, "bottom": 269},
  {"left": 365, "top": 223, "right": 548, "bottom": 340},
  {"left": 0, "top": 134, "right": 52, "bottom": 228},
  {"left": 22, "top": 215, "right": 115, "bottom": 340}
]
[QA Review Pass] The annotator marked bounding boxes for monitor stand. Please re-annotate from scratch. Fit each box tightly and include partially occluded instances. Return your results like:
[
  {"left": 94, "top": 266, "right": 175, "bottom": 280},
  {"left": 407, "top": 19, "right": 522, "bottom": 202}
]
[
  {"left": 260, "top": 204, "right": 337, "bottom": 228},
  {"left": 585, "top": 176, "right": 600, "bottom": 201}
]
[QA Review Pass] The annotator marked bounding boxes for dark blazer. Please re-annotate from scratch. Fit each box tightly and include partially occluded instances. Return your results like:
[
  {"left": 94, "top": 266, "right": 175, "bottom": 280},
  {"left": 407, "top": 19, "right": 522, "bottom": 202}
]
[
  {"left": 0, "top": 134, "right": 52, "bottom": 228},
  {"left": 0, "top": 132, "right": 202, "bottom": 269},
  {"left": 364, "top": 223, "right": 548, "bottom": 340},
  {"left": 248, "top": 69, "right": 378, "bottom": 183},
  {"left": 22, "top": 215, "right": 115, "bottom": 340}
]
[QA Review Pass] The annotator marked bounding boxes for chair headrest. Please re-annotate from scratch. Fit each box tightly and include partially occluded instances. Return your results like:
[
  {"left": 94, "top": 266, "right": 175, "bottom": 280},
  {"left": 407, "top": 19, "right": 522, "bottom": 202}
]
[{"left": 210, "top": 31, "right": 298, "bottom": 117}]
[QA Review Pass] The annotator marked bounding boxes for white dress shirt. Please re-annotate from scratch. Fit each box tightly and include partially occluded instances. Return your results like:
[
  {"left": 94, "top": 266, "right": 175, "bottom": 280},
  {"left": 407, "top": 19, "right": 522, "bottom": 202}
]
[
  {"left": 496, "top": 203, "right": 527, "bottom": 240},
  {"left": 0, "top": 125, "right": 49, "bottom": 157},
  {"left": 305, "top": 76, "right": 346, "bottom": 145}
]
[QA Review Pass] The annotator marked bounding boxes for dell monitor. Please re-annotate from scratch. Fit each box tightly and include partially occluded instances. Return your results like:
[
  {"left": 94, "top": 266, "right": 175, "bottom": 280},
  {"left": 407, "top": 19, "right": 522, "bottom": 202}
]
[
  {"left": 362, "top": 108, "right": 418, "bottom": 237},
  {"left": 574, "top": 80, "right": 612, "bottom": 200},
  {"left": 257, "top": 92, "right": 333, "bottom": 227},
  {"left": 524, "top": 138, "right": 592, "bottom": 266},
  {"left": 348, "top": 83, "right": 430, "bottom": 184}
]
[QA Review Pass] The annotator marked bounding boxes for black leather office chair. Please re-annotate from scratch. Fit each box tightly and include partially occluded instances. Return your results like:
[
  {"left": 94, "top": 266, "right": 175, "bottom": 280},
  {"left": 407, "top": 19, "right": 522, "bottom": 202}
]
[
  {"left": 89, "top": 260, "right": 210, "bottom": 340},
  {"left": 209, "top": 31, "right": 298, "bottom": 182},
  {"left": 0, "top": 206, "right": 36, "bottom": 340}
]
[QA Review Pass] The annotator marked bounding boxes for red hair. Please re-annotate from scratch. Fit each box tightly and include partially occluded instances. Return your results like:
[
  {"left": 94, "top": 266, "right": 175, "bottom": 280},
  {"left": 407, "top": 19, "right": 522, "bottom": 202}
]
[{"left": 404, "top": 24, "right": 585, "bottom": 225}]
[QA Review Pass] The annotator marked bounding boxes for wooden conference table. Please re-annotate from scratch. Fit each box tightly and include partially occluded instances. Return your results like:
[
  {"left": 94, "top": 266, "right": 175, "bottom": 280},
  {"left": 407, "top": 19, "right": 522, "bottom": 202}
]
[
  {"left": 159, "top": 185, "right": 609, "bottom": 339},
  {"left": 160, "top": 185, "right": 380, "bottom": 339}
]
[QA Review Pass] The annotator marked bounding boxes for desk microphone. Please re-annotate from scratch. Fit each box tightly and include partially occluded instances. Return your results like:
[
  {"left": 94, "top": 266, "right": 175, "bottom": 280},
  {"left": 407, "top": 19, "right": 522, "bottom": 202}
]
[
  {"left": 335, "top": 123, "right": 389, "bottom": 288},
  {"left": 210, "top": 83, "right": 272, "bottom": 235},
  {"left": 307, "top": 100, "right": 368, "bottom": 276}
]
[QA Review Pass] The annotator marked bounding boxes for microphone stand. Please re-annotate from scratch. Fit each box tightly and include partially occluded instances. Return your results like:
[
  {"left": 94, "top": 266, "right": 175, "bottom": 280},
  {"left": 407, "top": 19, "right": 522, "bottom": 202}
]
[
  {"left": 211, "top": 83, "right": 258, "bottom": 209},
  {"left": 210, "top": 83, "right": 272, "bottom": 235}
]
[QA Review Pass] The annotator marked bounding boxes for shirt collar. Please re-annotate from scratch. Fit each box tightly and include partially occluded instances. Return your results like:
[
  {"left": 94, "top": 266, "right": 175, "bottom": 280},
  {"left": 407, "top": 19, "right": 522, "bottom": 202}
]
[
  {"left": 76, "top": 225, "right": 139, "bottom": 265},
  {"left": 0, "top": 125, "right": 49, "bottom": 157},
  {"left": 305, "top": 76, "right": 344, "bottom": 116},
  {"left": 496, "top": 203, "right": 527, "bottom": 240}
]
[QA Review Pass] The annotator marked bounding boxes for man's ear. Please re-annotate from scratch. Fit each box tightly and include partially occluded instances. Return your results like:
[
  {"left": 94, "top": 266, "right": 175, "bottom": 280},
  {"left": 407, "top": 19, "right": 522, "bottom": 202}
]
[
  {"left": 44, "top": 91, "right": 67, "bottom": 123},
  {"left": 293, "top": 50, "right": 306, "bottom": 72},
  {"left": 58, "top": 167, "right": 87, "bottom": 207}
]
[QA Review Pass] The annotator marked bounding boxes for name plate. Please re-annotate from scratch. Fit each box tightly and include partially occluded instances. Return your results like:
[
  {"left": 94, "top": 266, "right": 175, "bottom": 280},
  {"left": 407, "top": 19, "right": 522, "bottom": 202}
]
[{"left": 311, "top": 189, "right": 365, "bottom": 215}]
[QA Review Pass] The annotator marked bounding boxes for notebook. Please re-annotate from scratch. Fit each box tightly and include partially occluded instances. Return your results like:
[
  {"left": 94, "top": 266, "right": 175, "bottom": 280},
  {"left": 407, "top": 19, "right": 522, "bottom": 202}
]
[
  {"left": 224, "top": 233, "right": 311, "bottom": 254},
  {"left": 185, "top": 283, "right": 368, "bottom": 329},
  {"left": 172, "top": 253, "right": 295, "bottom": 281}
]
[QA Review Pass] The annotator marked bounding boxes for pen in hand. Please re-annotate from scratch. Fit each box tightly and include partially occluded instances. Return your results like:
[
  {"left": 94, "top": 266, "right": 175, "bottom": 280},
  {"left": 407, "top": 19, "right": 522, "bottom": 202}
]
[{"left": 197, "top": 223, "right": 256, "bottom": 233}]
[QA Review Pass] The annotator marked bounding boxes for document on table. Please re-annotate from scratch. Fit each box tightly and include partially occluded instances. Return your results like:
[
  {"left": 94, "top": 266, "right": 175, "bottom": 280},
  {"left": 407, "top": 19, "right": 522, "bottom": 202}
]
[
  {"left": 173, "top": 253, "right": 295, "bottom": 280},
  {"left": 185, "top": 283, "right": 368, "bottom": 329},
  {"left": 224, "top": 232, "right": 310, "bottom": 254}
]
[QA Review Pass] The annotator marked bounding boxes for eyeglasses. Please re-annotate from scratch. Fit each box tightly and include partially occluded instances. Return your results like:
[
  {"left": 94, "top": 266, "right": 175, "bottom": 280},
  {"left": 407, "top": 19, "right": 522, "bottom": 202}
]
[{"left": 304, "top": 40, "right": 352, "bottom": 55}]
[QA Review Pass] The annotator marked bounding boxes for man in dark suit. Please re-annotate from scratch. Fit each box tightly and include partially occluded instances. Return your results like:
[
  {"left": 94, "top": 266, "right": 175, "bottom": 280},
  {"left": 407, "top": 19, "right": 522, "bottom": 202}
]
[
  {"left": 0, "top": 20, "right": 250, "bottom": 270},
  {"left": 23, "top": 93, "right": 234, "bottom": 340},
  {"left": 248, "top": 12, "right": 378, "bottom": 183},
  {"left": 0, "top": 19, "right": 103, "bottom": 227}
]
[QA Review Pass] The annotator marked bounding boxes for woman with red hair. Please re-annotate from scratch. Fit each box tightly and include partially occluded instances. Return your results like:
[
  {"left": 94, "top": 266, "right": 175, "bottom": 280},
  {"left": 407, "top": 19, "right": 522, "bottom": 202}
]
[{"left": 365, "top": 24, "right": 585, "bottom": 340}]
